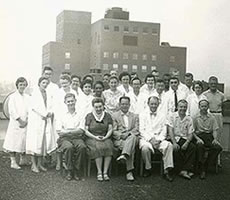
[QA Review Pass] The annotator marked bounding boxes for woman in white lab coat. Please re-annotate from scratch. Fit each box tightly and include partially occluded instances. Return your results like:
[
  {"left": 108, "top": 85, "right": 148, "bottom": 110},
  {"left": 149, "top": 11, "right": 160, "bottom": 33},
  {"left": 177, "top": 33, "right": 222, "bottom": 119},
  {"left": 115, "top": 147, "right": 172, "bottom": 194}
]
[
  {"left": 26, "top": 77, "right": 58, "bottom": 173},
  {"left": 3, "top": 77, "right": 29, "bottom": 169}
]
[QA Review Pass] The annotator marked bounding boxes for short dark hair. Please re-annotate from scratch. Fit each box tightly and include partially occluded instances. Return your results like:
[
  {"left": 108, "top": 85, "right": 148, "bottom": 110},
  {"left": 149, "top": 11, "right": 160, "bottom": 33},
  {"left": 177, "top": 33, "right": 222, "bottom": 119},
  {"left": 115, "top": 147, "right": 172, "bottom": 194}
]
[
  {"left": 170, "top": 76, "right": 179, "bottom": 83},
  {"left": 192, "top": 80, "right": 204, "bottom": 91},
  {"left": 60, "top": 74, "right": 72, "bottom": 83},
  {"left": 131, "top": 77, "right": 141, "bottom": 84},
  {"left": 38, "top": 77, "right": 49, "bottom": 86},
  {"left": 119, "top": 96, "right": 130, "bottom": 103},
  {"left": 151, "top": 69, "right": 159, "bottom": 74},
  {"left": 15, "top": 77, "right": 28, "bottom": 88},
  {"left": 71, "top": 74, "right": 81, "bottom": 81},
  {"left": 83, "top": 74, "right": 94, "bottom": 82},
  {"left": 81, "top": 79, "right": 93, "bottom": 89},
  {"left": 92, "top": 97, "right": 105, "bottom": 106},
  {"left": 163, "top": 73, "right": 171, "bottom": 79},
  {"left": 199, "top": 99, "right": 209, "bottom": 107},
  {"left": 64, "top": 93, "right": 76, "bottom": 101},
  {"left": 119, "top": 72, "right": 131, "bottom": 81},
  {"left": 103, "top": 73, "right": 111, "bottom": 78},
  {"left": 144, "top": 74, "right": 155, "bottom": 83},
  {"left": 61, "top": 71, "right": 71, "bottom": 76},
  {"left": 178, "top": 99, "right": 188, "bottom": 106},
  {"left": 208, "top": 76, "right": 218, "bottom": 83},
  {"left": 42, "top": 66, "right": 53, "bottom": 74},
  {"left": 185, "top": 72, "right": 193, "bottom": 79},
  {"left": 147, "top": 96, "right": 159, "bottom": 104},
  {"left": 94, "top": 81, "right": 104, "bottom": 89},
  {"left": 155, "top": 78, "right": 165, "bottom": 84},
  {"left": 109, "top": 75, "right": 119, "bottom": 83}
]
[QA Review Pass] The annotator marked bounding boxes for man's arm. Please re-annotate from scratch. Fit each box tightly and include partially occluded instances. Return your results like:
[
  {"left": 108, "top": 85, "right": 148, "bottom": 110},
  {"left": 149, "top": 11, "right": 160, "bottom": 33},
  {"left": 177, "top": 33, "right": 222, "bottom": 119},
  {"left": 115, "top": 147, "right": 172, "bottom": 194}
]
[
  {"left": 128, "top": 114, "right": 140, "bottom": 136},
  {"left": 112, "top": 115, "right": 123, "bottom": 140}
]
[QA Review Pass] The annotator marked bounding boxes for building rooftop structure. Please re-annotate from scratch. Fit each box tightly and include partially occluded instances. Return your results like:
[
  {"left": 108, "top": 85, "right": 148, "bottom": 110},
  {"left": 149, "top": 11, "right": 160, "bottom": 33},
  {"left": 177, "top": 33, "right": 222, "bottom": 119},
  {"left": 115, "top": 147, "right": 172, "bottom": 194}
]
[{"left": 42, "top": 7, "right": 187, "bottom": 82}]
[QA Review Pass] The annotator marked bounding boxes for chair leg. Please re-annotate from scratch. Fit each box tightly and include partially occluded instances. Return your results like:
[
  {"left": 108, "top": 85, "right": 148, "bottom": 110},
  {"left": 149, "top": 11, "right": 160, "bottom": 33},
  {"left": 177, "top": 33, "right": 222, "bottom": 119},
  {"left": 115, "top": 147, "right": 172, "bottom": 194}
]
[
  {"left": 87, "top": 158, "right": 91, "bottom": 177},
  {"left": 160, "top": 160, "right": 164, "bottom": 176},
  {"left": 140, "top": 156, "right": 143, "bottom": 176},
  {"left": 215, "top": 156, "right": 219, "bottom": 174}
]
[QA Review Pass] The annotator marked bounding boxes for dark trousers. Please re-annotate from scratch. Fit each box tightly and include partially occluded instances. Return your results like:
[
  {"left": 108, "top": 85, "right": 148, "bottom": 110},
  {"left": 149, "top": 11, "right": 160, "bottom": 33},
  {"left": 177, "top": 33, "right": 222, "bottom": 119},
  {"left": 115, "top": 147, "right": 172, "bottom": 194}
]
[
  {"left": 196, "top": 133, "right": 222, "bottom": 172},
  {"left": 173, "top": 138, "right": 196, "bottom": 173},
  {"left": 58, "top": 138, "right": 86, "bottom": 172}
]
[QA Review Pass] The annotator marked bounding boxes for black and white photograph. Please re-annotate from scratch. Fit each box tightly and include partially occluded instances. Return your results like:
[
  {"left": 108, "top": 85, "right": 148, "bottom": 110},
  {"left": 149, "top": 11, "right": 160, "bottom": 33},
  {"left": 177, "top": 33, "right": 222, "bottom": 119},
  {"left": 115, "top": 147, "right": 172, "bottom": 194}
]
[{"left": 0, "top": 0, "right": 230, "bottom": 200}]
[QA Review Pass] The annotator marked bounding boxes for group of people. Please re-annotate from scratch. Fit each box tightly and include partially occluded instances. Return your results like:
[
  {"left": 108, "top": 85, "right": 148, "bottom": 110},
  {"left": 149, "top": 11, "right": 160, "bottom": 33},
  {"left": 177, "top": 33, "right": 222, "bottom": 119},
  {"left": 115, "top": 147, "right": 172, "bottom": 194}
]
[{"left": 3, "top": 66, "right": 224, "bottom": 182}]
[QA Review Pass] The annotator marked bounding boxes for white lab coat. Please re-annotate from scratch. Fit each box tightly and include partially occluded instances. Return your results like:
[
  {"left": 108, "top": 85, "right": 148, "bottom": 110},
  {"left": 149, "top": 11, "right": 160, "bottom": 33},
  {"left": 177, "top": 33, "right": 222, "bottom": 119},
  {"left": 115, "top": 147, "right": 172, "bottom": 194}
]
[
  {"left": 3, "top": 91, "right": 29, "bottom": 153},
  {"left": 26, "top": 87, "right": 58, "bottom": 155}
]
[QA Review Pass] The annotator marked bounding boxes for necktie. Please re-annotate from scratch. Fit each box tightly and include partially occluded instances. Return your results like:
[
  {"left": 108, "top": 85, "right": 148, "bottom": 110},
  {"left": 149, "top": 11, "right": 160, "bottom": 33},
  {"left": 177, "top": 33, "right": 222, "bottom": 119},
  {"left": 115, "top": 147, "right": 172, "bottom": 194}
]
[
  {"left": 174, "top": 91, "right": 178, "bottom": 112},
  {"left": 150, "top": 112, "right": 157, "bottom": 117}
]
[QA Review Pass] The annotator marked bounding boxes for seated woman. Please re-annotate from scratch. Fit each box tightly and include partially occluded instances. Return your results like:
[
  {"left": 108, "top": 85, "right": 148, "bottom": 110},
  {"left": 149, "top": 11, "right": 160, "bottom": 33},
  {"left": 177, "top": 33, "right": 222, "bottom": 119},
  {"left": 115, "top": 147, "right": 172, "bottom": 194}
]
[
  {"left": 3, "top": 77, "right": 30, "bottom": 169},
  {"left": 84, "top": 97, "right": 114, "bottom": 181}
]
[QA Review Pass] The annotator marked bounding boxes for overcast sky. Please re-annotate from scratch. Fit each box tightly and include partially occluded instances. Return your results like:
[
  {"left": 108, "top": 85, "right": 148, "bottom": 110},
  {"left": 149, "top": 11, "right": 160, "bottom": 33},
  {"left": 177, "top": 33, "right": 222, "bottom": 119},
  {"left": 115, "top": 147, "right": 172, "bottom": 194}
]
[{"left": 1, "top": 0, "right": 230, "bottom": 93}]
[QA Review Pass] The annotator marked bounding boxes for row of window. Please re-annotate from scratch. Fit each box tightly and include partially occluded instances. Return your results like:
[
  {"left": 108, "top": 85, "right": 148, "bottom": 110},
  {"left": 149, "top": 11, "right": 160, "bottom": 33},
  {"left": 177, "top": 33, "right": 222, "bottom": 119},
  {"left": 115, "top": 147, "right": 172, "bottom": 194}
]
[
  {"left": 64, "top": 63, "right": 157, "bottom": 72},
  {"left": 103, "top": 52, "right": 158, "bottom": 61},
  {"left": 65, "top": 52, "right": 175, "bottom": 63},
  {"left": 102, "top": 64, "right": 157, "bottom": 72},
  {"left": 104, "top": 25, "right": 158, "bottom": 35}
]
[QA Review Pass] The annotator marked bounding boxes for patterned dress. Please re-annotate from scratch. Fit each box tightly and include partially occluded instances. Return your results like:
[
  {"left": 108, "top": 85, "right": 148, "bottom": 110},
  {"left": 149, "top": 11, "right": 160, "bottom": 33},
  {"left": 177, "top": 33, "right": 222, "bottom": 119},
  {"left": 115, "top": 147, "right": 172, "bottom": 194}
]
[{"left": 85, "top": 112, "right": 114, "bottom": 159}]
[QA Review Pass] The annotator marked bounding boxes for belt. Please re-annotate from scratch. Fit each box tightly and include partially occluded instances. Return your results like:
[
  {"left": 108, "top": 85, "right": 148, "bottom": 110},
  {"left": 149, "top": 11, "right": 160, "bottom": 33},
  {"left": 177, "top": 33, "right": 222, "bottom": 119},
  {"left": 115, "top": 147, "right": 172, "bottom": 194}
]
[{"left": 210, "top": 111, "right": 222, "bottom": 113}]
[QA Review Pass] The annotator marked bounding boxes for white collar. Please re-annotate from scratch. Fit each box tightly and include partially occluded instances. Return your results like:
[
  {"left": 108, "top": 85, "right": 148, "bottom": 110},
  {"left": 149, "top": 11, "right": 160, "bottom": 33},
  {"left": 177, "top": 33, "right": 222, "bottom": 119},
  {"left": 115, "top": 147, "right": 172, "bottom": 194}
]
[{"left": 92, "top": 111, "right": 105, "bottom": 122}]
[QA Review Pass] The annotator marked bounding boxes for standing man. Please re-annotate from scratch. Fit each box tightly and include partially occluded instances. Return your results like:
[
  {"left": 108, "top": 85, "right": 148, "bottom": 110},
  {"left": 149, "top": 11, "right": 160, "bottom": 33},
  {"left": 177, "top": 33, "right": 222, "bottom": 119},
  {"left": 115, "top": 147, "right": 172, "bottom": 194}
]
[
  {"left": 113, "top": 96, "right": 139, "bottom": 181},
  {"left": 166, "top": 100, "right": 196, "bottom": 180},
  {"left": 193, "top": 99, "right": 222, "bottom": 179},
  {"left": 171, "top": 70, "right": 188, "bottom": 93},
  {"left": 203, "top": 76, "right": 224, "bottom": 166},
  {"left": 130, "top": 77, "right": 142, "bottom": 114},
  {"left": 56, "top": 93, "right": 86, "bottom": 181},
  {"left": 162, "top": 73, "right": 171, "bottom": 92},
  {"left": 42, "top": 66, "right": 59, "bottom": 103},
  {"left": 153, "top": 79, "right": 168, "bottom": 118},
  {"left": 184, "top": 73, "right": 194, "bottom": 98},
  {"left": 139, "top": 96, "right": 174, "bottom": 181},
  {"left": 165, "top": 77, "right": 187, "bottom": 115}
]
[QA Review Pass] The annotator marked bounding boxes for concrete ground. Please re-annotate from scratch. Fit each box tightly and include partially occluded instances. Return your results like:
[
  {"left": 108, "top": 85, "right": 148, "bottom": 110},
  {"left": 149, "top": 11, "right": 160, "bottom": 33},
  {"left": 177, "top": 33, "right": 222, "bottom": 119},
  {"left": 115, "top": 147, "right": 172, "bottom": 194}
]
[{"left": 0, "top": 119, "right": 230, "bottom": 200}]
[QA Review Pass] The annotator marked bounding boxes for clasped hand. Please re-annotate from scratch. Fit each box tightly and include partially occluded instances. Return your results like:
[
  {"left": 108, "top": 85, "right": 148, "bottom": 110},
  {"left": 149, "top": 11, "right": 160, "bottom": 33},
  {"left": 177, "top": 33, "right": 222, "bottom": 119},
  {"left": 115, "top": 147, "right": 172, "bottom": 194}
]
[
  {"left": 94, "top": 136, "right": 106, "bottom": 141},
  {"left": 150, "top": 137, "right": 160, "bottom": 149}
]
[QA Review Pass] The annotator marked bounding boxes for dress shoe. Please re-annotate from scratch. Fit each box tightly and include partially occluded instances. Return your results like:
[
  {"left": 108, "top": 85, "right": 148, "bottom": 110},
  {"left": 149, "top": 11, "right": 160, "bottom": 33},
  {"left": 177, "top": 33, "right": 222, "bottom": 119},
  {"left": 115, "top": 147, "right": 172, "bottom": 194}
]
[
  {"left": 31, "top": 165, "right": 40, "bottom": 173},
  {"left": 116, "top": 155, "right": 127, "bottom": 164},
  {"left": 179, "top": 171, "right": 191, "bottom": 180},
  {"left": 66, "top": 171, "right": 73, "bottom": 181},
  {"left": 164, "top": 173, "right": 173, "bottom": 182},
  {"left": 97, "top": 173, "right": 103, "bottom": 182},
  {"left": 74, "top": 170, "right": 80, "bottom": 181},
  {"left": 11, "top": 162, "right": 21, "bottom": 170},
  {"left": 143, "top": 169, "right": 151, "bottom": 177},
  {"left": 188, "top": 172, "right": 194, "bottom": 178},
  {"left": 103, "top": 173, "right": 110, "bottom": 181},
  {"left": 38, "top": 165, "right": 47, "bottom": 172},
  {"left": 126, "top": 172, "right": 135, "bottom": 181},
  {"left": 200, "top": 171, "right": 206, "bottom": 180},
  {"left": 56, "top": 164, "right": 61, "bottom": 171},
  {"left": 19, "top": 158, "right": 29, "bottom": 166}
]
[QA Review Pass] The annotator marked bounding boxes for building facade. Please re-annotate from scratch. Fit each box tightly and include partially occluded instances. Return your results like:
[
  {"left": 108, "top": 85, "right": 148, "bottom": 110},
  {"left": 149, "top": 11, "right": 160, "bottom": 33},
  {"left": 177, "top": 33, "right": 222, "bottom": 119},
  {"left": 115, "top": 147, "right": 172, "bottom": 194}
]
[
  {"left": 42, "top": 10, "right": 91, "bottom": 82},
  {"left": 42, "top": 8, "right": 186, "bottom": 82}
]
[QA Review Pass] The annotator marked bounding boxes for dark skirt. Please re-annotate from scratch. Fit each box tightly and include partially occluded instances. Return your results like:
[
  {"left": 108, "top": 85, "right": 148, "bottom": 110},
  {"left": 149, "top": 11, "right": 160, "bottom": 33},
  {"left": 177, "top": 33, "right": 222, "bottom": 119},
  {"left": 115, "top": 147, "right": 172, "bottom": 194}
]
[{"left": 86, "top": 138, "right": 113, "bottom": 159}]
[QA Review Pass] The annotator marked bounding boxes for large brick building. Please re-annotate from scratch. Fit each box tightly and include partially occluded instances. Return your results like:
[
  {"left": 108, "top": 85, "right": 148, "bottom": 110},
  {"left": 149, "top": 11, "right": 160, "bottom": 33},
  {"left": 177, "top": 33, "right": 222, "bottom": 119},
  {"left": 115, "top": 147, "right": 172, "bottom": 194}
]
[{"left": 42, "top": 8, "right": 186, "bottom": 82}]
